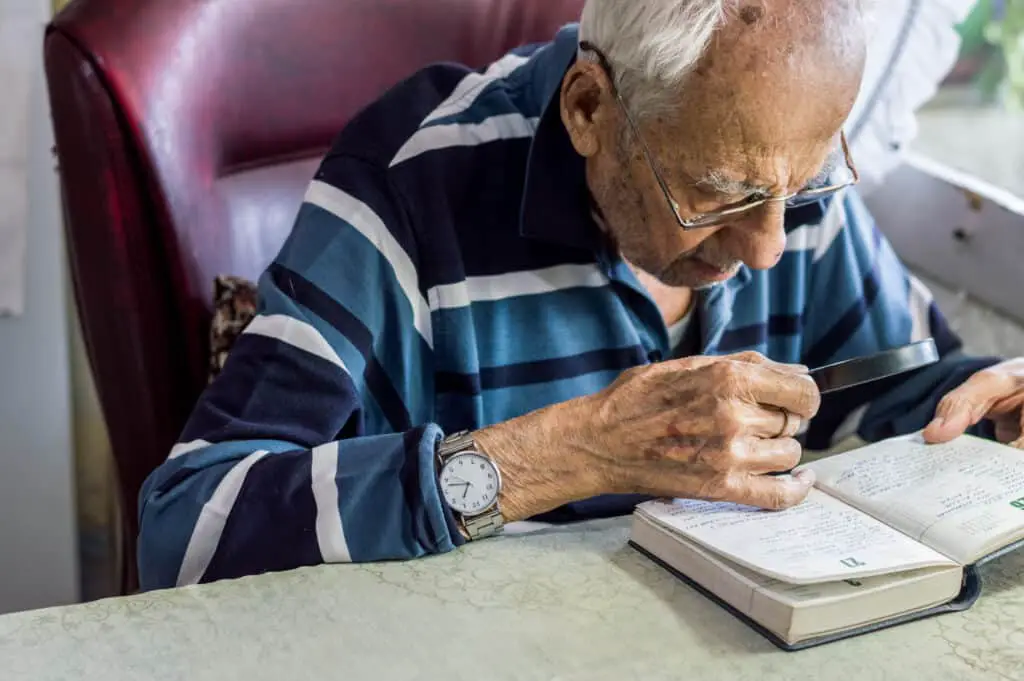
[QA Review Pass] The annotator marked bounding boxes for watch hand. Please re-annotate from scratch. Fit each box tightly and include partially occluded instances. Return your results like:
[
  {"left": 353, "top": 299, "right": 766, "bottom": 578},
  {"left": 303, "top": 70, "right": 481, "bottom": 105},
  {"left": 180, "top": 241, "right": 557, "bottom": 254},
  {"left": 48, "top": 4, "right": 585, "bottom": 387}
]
[{"left": 463, "top": 484, "right": 471, "bottom": 498}]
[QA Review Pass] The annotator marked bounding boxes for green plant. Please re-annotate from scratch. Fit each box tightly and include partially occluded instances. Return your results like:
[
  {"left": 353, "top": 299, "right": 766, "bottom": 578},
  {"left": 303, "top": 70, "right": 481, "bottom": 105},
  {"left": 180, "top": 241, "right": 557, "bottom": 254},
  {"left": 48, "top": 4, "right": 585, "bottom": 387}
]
[
  {"left": 956, "top": 0, "right": 1024, "bottom": 107},
  {"left": 984, "top": 0, "right": 1024, "bottom": 107}
]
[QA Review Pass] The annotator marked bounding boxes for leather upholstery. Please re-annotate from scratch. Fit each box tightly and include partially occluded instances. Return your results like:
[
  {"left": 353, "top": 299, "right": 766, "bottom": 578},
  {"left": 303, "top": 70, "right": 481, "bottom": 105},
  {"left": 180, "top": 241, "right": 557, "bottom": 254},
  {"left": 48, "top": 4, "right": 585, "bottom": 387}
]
[{"left": 45, "top": 0, "right": 585, "bottom": 593}]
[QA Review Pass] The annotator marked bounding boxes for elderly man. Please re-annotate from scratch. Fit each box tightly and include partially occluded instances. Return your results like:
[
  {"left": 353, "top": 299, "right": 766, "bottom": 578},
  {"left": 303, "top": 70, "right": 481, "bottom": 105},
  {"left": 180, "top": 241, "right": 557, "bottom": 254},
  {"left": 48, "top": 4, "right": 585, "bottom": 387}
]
[{"left": 137, "top": 0, "right": 1024, "bottom": 590}]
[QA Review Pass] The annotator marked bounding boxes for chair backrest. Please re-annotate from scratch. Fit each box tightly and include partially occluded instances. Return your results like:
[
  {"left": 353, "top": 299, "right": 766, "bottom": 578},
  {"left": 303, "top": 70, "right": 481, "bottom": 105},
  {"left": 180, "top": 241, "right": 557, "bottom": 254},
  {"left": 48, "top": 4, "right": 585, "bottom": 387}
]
[{"left": 45, "top": 0, "right": 585, "bottom": 592}]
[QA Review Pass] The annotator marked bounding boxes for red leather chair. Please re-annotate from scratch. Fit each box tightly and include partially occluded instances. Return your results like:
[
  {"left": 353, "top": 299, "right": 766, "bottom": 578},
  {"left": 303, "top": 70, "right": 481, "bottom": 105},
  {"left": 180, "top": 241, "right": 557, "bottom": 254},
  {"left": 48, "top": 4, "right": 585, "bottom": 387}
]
[{"left": 44, "top": 0, "right": 585, "bottom": 593}]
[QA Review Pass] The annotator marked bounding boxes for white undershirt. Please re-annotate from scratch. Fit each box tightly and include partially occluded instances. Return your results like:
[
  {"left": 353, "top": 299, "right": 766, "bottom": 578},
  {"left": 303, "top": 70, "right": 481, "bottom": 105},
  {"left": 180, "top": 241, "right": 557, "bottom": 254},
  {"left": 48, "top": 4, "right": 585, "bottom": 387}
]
[{"left": 666, "top": 305, "right": 697, "bottom": 355}]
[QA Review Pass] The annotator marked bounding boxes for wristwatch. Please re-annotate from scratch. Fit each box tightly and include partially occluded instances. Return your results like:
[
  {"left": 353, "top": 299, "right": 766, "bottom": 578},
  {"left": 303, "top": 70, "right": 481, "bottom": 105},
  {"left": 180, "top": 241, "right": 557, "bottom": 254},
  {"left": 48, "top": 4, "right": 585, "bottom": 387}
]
[{"left": 436, "top": 431, "right": 505, "bottom": 540}]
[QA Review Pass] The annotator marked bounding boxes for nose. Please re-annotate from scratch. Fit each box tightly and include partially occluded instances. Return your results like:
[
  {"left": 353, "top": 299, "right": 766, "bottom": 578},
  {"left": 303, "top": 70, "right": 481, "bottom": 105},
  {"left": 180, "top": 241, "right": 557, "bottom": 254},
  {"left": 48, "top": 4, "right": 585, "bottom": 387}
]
[{"left": 724, "top": 201, "right": 788, "bottom": 270}]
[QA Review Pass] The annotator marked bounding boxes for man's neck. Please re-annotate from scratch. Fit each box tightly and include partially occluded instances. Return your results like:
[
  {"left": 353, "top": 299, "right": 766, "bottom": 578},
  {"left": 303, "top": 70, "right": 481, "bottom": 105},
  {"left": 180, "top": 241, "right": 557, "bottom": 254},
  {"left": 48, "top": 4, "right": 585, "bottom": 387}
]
[
  {"left": 627, "top": 261, "right": 694, "bottom": 327},
  {"left": 593, "top": 212, "right": 694, "bottom": 327}
]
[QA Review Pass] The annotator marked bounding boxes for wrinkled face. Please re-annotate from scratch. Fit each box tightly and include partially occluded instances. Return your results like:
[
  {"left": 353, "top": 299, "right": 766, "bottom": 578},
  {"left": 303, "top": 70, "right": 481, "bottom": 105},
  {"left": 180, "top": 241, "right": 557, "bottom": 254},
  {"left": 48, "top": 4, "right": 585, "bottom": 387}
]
[{"left": 562, "top": 2, "right": 867, "bottom": 289}]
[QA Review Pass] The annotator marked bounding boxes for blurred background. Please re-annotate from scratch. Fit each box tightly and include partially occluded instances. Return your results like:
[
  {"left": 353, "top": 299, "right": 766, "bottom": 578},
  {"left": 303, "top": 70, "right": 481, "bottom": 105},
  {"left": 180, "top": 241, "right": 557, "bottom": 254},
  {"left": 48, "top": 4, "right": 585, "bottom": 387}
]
[{"left": 0, "top": 0, "right": 1021, "bottom": 614}]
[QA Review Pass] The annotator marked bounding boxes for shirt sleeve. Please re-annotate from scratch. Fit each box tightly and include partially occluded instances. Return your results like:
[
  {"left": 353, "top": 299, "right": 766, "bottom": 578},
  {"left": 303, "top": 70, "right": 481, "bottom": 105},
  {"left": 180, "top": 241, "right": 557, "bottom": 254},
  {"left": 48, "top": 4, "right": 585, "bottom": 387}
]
[
  {"left": 798, "top": 188, "right": 1002, "bottom": 450},
  {"left": 136, "top": 154, "right": 463, "bottom": 591}
]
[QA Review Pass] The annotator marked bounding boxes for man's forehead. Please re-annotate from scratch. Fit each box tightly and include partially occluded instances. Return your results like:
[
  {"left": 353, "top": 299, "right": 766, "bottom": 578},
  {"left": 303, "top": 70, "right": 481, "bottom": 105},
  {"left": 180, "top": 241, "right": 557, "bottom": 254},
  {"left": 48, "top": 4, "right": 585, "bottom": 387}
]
[
  {"left": 671, "top": 0, "right": 867, "bottom": 134},
  {"left": 638, "top": 67, "right": 855, "bottom": 193}
]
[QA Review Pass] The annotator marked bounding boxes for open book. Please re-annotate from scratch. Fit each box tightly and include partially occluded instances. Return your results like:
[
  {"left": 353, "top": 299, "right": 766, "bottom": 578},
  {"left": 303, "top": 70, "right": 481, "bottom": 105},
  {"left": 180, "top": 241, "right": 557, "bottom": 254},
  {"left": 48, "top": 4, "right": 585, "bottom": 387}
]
[{"left": 628, "top": 433, "right": 1024, "bottom": 650}]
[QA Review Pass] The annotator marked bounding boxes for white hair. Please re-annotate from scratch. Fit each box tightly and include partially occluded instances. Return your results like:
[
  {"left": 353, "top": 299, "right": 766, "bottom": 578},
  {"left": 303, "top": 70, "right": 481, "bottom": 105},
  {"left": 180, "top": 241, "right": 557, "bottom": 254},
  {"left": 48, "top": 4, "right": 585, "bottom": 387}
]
[
  {"left": 578, "top": 0, "right": 880, "bottom": 120},
  {"left": 578, "top": 0, "right": 732, "bottom": 118}
]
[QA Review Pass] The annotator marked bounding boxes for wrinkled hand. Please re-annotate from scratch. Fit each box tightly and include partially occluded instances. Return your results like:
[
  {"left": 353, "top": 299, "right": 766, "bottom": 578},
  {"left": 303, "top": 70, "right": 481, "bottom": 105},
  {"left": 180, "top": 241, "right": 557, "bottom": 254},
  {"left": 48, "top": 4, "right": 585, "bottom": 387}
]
[
  {"left": 477, "top": 352, "right": 822, "bottom": 522},
  {"left": 581, "top": 351, "right": 821, "bottom": 509},
  {"left": 923, "top": 358, "right": 1024, "bottom": 449}
]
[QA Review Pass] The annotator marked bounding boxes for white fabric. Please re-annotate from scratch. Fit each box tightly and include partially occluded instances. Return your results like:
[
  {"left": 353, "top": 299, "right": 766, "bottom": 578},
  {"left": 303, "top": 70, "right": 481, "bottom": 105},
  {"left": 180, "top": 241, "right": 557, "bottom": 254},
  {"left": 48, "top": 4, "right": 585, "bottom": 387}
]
[
  {"left": 907, "top": 274, "right": 936, "bottom": 342},
  {"left": 176, "top": 451, "right": 270, "bottom": 586},
  {"left": 244, "top": 314, "right": 348, "bottom": 372},
  {"left": 427, "top": 264, "right": 608, "bottom": 311},
  {"left": 391, "top": 50, "right": 535, "bottom": 167},
  {"left": 390, "top": 114, "right": 540, "bottom": 168},
  {"left": 667, "top": 306, "right": 696, "bottom": 353},
  {"left": 784, "top": 196, "right": 850, "bottom": 261},
  {"left": 422, "top": 52, "right": 530, "bottom": 126},
  {"left": 168, "top": 440, "right": 212, "bottom": 460},
  {"left": 311, "top": 442, "right": 351, "bottom": 563},
  {"left": 846, "top": 0, "right": 977, "bottom": 195}
]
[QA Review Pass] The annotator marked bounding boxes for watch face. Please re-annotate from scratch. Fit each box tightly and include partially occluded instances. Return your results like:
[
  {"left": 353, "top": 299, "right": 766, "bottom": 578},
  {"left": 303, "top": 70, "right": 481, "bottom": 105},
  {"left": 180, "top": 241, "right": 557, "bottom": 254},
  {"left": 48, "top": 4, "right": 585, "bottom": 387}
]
[{"left": 440, "top": 452, "right": 500, "bottom": 515}]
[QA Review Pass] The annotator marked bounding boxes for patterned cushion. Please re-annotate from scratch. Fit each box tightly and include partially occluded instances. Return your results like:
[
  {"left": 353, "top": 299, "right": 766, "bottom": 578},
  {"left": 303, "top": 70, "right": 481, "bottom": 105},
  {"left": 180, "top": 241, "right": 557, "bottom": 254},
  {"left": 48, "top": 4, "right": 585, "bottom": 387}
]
[{"left": 209, "top": 275, "right": 258, "bottom": 382}]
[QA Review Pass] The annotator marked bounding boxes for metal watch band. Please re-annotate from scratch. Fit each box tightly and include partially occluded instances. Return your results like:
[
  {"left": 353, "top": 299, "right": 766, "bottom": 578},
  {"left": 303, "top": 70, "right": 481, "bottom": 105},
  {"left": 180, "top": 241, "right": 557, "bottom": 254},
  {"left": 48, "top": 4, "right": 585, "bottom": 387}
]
[
  {"left": 437, "top": 431, "right": 504, "bottom": 540},
  {"left": 463, "top": 510, "right": 504, "bottom": 539},
  {"left": 437, "top": 431, "right": 477, "bottom": 460}
]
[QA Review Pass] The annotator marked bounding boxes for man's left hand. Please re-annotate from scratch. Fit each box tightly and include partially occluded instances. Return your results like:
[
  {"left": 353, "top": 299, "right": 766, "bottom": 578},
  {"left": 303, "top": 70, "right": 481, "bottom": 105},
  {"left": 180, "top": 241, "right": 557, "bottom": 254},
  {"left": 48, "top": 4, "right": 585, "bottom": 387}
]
[{"left": 924, "top": 358, "right": 1024, "bottom": 449}]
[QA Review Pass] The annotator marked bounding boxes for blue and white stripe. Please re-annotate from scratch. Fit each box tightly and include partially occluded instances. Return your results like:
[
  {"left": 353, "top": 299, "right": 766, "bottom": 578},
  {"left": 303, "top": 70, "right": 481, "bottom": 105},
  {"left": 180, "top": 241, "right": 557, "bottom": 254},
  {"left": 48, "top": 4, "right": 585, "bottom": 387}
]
[{"left": 136, "top": 23, "right": 998, "bottom": 590}]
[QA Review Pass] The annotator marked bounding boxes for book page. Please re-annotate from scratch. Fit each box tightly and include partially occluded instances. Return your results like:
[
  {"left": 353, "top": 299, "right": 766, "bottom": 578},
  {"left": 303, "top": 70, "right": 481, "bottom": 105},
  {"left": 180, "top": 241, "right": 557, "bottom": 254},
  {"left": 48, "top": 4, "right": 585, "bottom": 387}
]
[
  {"left": 631, "top": 514, "right": 964, "bottom": 645},
  {"left": 636, "top": 488, "right": 955, "bottom": 584},
  {"left": 803, "top": 433, "right": 1024, "bottom": 564}
]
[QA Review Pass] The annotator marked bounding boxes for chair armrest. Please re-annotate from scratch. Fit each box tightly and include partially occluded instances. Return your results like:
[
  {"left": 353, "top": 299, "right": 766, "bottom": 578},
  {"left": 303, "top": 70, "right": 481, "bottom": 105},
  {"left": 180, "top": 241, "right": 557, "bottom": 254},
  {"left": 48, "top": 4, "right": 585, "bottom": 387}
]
[{"left": 862, "top": 151, "right": 1024, "bottom": 325}]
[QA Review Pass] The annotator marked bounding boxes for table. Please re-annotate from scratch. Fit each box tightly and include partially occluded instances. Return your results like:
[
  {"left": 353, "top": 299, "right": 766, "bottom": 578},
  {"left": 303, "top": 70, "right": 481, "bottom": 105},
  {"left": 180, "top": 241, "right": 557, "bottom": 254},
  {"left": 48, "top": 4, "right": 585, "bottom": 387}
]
[{"left": 1, "top": 518, "right": 1021, "bottom": 681}]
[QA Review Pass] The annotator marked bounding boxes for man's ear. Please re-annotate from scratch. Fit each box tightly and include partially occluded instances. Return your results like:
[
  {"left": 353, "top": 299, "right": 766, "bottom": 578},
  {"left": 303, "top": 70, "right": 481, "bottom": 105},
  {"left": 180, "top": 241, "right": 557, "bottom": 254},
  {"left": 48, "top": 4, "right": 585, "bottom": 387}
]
[{"left": 560, "top": 62, "right": 614, "bottom": 158}]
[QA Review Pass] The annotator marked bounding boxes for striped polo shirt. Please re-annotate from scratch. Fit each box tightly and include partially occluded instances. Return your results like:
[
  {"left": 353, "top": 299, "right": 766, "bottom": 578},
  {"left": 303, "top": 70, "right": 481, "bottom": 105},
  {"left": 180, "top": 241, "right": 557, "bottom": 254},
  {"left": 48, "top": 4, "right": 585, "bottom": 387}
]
[{"left": 137, "top": 24, "right": 998, "bottom": 590}]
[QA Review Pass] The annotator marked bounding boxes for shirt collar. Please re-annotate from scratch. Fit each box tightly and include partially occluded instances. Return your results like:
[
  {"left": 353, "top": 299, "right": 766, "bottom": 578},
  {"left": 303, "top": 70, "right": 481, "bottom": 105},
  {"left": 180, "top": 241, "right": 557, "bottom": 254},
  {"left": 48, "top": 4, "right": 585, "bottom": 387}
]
[{"left": 519, "top": 25, "right": 601, "bottom": 251}]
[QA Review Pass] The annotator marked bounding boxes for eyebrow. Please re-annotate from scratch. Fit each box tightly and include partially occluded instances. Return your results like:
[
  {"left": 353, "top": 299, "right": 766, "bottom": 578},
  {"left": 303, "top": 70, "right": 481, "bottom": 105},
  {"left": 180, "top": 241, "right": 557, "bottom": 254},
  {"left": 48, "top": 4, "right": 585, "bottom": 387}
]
[
  {"left": 695, "top": 151, "right": 843, "bottom": 197},
  {"left": 692, "top": 170, "right": 770, "bottom": 197},
  {"left": 809, "top": 153, "right": 841, "bottom": 184}
]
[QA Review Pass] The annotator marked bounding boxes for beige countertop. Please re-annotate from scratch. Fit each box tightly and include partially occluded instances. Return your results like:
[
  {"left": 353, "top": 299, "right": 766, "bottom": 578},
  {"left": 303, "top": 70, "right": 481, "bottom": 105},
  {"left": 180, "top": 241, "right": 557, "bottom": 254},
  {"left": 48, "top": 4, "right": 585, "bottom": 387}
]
[{"left": 0, "top": 517, "right": 1021, "bottom": 681}]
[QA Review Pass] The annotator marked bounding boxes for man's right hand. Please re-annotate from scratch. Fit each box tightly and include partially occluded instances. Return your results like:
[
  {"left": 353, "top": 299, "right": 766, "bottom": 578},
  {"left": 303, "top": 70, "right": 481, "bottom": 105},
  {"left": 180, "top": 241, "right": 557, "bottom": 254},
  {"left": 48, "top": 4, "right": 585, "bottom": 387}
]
[{"left": 474, "top": 352, "right": 821, "bottom": 522}]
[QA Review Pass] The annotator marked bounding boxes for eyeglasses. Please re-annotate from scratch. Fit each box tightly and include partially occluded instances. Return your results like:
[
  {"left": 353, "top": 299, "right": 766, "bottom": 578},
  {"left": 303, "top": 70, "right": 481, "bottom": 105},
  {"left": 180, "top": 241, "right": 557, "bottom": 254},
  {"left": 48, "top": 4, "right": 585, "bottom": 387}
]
[{"left": 578, "top": 41, "right": 860, "bottom": 231}]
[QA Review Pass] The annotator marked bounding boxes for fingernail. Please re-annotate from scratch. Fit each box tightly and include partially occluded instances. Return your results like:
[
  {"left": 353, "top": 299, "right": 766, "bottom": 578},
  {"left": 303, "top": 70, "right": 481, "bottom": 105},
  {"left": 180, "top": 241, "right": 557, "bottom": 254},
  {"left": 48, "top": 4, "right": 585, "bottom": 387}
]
[{"left": 793, "top": 468, "right": 816, "bottom": 486}]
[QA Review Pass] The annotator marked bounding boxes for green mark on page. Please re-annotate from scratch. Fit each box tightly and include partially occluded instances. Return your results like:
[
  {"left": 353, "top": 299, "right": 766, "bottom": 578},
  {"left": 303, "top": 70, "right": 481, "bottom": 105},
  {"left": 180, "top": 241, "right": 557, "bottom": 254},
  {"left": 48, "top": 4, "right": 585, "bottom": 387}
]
[{"left": 1012, "top": 498, "right": 1024, "bottom": 511}]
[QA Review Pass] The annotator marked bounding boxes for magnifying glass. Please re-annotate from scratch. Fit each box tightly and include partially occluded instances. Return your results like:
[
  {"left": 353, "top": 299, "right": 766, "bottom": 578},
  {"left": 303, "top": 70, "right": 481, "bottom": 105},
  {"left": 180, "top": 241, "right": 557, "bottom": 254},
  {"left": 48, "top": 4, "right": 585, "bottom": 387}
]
[
  {"left": 809, "top": 338, "right": 939, "bottom": 394},
  {"left": 766, "top": 339, "right": 940, "bottom": 475}
]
